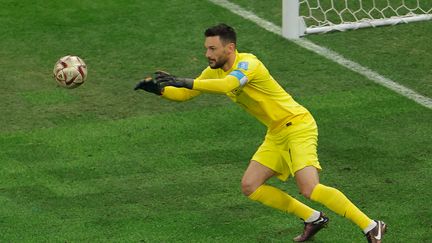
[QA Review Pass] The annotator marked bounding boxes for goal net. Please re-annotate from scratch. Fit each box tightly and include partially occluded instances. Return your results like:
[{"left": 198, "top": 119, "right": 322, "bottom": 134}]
[{"left": 282, "top": 0, "right": 432, "bottom": 38}]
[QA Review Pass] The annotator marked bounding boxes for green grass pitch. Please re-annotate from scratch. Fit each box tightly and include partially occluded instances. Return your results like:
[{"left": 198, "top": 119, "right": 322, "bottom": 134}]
[{"left": 0, "top": 0, "right": 431, "bottom": 242}]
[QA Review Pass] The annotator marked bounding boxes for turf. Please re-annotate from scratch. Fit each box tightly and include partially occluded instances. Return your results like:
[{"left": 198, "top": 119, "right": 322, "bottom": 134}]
[{"left": 0, "top": 0, "right": 431, "bottom": 242}]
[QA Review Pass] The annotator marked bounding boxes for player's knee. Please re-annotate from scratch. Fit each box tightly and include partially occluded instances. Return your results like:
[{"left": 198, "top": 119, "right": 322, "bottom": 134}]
[
  {"left": 299, "top": 184, "right": 317, "bottom": 199},
  {"left": 300, "top": 189, "right": 312, "bottom": 199},
  {"left": 241, "top": 178, "right": 259, "bottom": 196}
]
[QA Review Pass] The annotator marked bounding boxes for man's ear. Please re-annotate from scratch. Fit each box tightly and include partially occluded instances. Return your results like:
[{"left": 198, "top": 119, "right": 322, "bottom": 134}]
[{"left": 227, "top": 42, "right": 236, "bottom": 54}]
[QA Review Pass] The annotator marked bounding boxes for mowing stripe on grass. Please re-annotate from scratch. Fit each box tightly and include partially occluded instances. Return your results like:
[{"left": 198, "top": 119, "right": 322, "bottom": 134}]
[{"left": 208, "top": 0, "right": 432, "bottom": 110}]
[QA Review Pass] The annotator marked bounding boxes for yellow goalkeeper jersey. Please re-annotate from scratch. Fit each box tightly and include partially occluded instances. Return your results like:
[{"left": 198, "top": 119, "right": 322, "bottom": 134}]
[{"left": 162, "top": 51, "right": 310, "bottom": 131}]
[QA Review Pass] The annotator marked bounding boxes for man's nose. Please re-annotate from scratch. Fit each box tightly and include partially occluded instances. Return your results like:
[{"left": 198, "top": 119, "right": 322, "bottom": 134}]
[{"left": 205, "top": 49, "right": 212, "bottom": 58}]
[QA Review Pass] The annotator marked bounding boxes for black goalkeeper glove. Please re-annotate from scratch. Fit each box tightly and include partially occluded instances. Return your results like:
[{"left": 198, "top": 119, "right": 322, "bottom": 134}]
[
  {"left": 154, "top": 70, "right": 174, "bottom": 81},
  {"left": 154, "top": 71, "right": 193, "bottom": 89},
  {"left": 134, "top": 76, "right": 164, "bottom": 95}
]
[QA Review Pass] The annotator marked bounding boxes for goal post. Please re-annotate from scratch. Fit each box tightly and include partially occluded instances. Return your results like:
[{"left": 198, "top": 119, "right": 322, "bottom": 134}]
[{"left": 282, "top": 0, "right": 432, "bottom": 39}]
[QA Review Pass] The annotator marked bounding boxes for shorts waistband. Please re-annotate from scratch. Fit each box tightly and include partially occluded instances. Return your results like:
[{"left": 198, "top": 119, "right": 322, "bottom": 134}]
[{"left": 269, "top": 113, "right": 310, "bottom": 133}]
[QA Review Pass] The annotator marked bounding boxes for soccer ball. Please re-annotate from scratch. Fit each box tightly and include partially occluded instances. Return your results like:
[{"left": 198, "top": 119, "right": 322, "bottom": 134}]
[{"left": 53, "top": 55, "right": 87, "bottom": 88}]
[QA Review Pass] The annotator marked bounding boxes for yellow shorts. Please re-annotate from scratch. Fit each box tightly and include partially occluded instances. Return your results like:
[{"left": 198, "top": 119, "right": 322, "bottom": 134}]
[{"left": 251, "top": 113, "right": 322, "bottom": 181}]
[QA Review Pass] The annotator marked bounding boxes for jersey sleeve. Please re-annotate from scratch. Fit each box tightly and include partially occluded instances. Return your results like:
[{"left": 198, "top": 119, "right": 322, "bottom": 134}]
[
  {"left": 192, "top": 58, "right": 259, "bottom": 94},
  {"left": 193, "top": 75, "right": 240, "bottom": 94},
  {"left": 161, "top": 86, "right": 201, "bottom": 101},
  {"left": 161, "top": 67, "right": 220, "bottom": 101},
  {"left": 160, "top": 67, "right": 215, "bottom": 101},
  {"left": 231, "top": 57, "right": 259, "bottom": 83},
  {"left": 192, "top": 66, "right": 238, "bottom": 94}
]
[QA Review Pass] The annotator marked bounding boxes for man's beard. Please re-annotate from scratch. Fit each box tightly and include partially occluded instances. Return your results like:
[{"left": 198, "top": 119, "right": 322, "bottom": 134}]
[{"left": 208, "top": 57, "right": 228, "bottom": 69}]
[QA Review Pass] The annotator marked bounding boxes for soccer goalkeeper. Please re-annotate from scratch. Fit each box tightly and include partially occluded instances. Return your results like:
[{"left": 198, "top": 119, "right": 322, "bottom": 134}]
[{"left": 135, "top": 23, "right": 386, "bottom": 242}]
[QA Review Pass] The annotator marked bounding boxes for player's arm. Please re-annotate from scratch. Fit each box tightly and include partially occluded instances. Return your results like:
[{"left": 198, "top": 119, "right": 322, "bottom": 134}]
[
  {"left": 161, "top": 86, "right": 201, "bottom": 101},
  {"left": 193, "top": 74, "right": 242, "bottom": 93},
  {"left": 134, "top": 71, "right": 201, "bottom": 102},
  {"left": 158, "top": 69, "right": 247, "bottom": 94}
]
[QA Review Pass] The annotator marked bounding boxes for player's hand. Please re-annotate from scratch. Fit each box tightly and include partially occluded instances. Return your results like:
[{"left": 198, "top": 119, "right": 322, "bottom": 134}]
[
  {"left": 134, "top": 76, "right": 164, "bottom": 95},
  {"left": 154, "top": 70, "right": 176, "bottom": 82},
  {"left": 154, "top": 71, "right": 193, "bottom": 89}
]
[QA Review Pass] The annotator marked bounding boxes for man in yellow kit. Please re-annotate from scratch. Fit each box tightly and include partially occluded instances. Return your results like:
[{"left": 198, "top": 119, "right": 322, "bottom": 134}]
[{"left": 135, "top": 23, "right": 387, "bottom": 242}]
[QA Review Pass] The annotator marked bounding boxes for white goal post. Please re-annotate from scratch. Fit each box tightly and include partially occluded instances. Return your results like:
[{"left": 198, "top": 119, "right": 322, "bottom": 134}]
[{"left": 282, "top": 0, "right": 432, "bottom": 39}]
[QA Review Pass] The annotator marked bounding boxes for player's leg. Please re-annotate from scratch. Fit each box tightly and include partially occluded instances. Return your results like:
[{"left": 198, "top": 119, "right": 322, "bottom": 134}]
[
  {"left": 295, "top": 166, "right": 378, "bottom": 235},
  {"left": 293, "top": 165, "right": 319, "bottom": 198},
  {"left": 273, "top": 165, "right": 326, "bottom": 242},
  {"left": 248, "top": 126, "right": 328, "bottom": 241},
  {"left": 242, "top": 160, "right": 321, "bottom": 224},
  {"left": 287, "top": 115, "right": 383, "bottom": 241},
  {"left": 241, "top": 160, "right": 274, "bottom": 195}
]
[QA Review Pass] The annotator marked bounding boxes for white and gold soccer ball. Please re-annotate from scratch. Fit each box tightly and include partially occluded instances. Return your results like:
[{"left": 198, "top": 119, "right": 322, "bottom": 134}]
[{"left": 53, "top": 55, "right": 87, "bottom": 88}]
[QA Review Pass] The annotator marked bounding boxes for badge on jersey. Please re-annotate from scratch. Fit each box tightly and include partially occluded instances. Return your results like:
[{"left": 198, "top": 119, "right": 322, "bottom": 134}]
[
  {"left": 229, "top": 69, "right": 248, "bottom": 87},
  {"left": 237, "top": 62, "right": 249, "bottom": 71}
]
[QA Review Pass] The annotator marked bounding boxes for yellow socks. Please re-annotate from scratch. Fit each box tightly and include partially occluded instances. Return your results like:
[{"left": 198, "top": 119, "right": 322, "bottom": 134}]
[
  {"left": 249, "top": 184, "right": 316, "bottom": 221},
  {"left": 248, "top": 183, "right": 374, "bottom": 233},
  {"left": 310, "top": 184, "right": 373, "bottom": 231}
]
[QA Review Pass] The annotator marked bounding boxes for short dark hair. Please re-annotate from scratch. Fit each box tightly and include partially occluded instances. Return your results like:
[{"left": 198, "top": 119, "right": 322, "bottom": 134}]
[{"left": 204, "top": 23, "right": 236, "bottom": 45}]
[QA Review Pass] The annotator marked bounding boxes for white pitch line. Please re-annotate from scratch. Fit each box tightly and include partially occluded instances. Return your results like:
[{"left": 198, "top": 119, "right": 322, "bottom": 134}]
[{"left": 208, "top": 0, "right": 432, "bottom": 109}]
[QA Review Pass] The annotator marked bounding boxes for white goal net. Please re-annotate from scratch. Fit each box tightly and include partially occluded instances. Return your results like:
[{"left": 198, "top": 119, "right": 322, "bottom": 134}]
[{"left": 282, "top": 0, "right": 432, "bottom": 38}]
